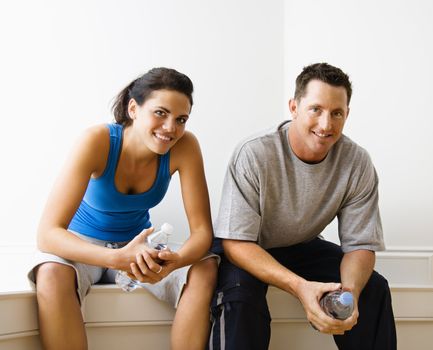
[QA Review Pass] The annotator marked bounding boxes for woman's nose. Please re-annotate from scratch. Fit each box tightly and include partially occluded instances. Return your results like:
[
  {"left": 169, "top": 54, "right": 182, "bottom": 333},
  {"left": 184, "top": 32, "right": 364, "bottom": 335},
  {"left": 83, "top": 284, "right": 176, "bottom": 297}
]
[{"left": 162, "top": 119, "right": 175, "bottom": 132}]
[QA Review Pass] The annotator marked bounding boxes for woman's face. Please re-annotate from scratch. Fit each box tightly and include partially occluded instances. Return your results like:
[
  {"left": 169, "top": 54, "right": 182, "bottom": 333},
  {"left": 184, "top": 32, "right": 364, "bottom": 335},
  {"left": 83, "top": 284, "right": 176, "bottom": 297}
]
[{"left": 128, "top": 89, "right": 191, "bottom": 154}]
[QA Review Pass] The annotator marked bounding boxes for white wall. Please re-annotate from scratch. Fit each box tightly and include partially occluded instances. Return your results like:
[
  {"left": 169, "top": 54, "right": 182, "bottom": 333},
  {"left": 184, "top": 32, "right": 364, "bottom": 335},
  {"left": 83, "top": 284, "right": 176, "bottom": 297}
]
[
  {"left": 0, "top": 0, "right": 284, "bottom": 246},
  {"left": 1, "top": 0, "right": 432, "bottom": 250},
  {"left": 284, "top": 0, "right": 433, "bottom": 249}
]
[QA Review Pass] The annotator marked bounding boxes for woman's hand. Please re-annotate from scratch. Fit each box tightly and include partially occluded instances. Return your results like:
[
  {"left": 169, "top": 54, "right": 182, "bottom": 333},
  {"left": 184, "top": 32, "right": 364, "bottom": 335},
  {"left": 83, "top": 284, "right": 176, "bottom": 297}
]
[
  {"left": 128, "top": 249, "right": 182, "bottom": 284},
  {"left": 115, "top": 227, "right": 159, "bottom": 271}
]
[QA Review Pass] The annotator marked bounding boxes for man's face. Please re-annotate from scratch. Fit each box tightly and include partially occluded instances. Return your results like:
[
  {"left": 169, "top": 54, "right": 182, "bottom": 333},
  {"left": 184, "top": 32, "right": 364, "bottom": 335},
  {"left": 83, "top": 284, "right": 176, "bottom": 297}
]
[{"left": 288, "top": 79, "right": 349, "bottom": 163}]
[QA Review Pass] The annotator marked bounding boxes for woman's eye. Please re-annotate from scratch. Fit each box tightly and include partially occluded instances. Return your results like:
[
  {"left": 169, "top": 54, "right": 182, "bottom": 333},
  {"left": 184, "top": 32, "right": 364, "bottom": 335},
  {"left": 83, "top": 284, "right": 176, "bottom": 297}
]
[
  {"left": 155, "top": 110, "right": 166, "bottom": 117},
  {"left": 177, "top": 117, "right": 188, "bottom": 125}
]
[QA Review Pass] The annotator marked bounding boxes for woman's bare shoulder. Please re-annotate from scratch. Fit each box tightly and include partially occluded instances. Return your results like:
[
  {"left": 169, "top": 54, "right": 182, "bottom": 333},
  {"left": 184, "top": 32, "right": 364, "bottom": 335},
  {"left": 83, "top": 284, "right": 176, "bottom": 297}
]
[
  {"left": 81, "top": 123, "right": 110, "bottom": 142},
  {"left": 71, "top": 123, "right": 112, "bottom": 175},
  {"left": 170, "top": 131, "right": 203, "bottom": 171},
  {"left": 175, "top": 130, "right": 200, "bottom": 149}
]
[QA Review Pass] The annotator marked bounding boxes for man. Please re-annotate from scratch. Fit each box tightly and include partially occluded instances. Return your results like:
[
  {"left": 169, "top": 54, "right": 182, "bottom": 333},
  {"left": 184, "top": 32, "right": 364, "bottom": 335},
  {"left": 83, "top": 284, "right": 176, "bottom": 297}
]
[{"left": 209, "top": 63, "right": 396, "bottom": 349}]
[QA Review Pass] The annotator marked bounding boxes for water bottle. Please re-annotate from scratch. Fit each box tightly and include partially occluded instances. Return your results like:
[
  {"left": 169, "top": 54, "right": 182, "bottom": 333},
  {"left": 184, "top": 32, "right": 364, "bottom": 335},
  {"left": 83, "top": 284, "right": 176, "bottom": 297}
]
[
  {"left": 115, "top": 223, "right": 173, "bottom": 292},
  {"left": 320, "top": 290, "right": 354, "bottom": 320}
]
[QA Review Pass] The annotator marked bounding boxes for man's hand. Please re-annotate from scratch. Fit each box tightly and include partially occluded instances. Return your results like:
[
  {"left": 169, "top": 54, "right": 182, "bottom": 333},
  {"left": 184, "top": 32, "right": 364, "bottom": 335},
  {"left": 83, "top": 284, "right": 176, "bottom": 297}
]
[{"left": 295, "top": 280, "right": 358, "bottom": 334}]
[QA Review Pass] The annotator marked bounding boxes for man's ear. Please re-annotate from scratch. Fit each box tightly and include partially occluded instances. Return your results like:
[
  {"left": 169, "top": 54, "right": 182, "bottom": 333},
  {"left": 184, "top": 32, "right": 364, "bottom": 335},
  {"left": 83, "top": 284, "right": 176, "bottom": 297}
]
[{"left": 288, "top": 98, "right": 298, "bottom": 119}]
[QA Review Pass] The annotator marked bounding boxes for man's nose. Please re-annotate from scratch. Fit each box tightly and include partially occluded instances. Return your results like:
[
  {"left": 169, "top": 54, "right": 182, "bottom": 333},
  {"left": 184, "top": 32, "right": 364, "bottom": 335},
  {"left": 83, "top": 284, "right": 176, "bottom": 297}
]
[{"left": 318, "top": 113, "right": 332, "bottom": 131}]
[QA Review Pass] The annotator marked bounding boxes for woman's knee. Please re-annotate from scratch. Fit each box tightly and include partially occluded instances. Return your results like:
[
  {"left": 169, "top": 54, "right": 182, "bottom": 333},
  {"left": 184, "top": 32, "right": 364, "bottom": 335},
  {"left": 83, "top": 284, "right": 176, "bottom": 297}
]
[
  {"left": 180, "top": 259, "right": 218, "bottom": 303},
  {"left": 35, "top": 262, "right": 77, "bottom": 300},
  {"left": 188, "top": 258, "right": 218, "bottom": 290}
]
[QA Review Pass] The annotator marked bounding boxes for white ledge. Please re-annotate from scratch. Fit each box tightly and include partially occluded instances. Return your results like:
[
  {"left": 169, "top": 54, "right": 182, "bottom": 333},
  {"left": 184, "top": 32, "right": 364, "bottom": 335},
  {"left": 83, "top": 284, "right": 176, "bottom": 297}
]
[{"left": 2, "top": 249, "right": 433, "bottom": 349}]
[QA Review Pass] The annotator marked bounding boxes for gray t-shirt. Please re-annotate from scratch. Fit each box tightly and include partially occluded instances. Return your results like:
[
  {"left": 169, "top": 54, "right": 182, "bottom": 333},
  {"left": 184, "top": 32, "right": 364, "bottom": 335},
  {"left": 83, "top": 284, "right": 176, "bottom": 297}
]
[{"left": 214, "top": 121, "right": 385, "bottom": 253}]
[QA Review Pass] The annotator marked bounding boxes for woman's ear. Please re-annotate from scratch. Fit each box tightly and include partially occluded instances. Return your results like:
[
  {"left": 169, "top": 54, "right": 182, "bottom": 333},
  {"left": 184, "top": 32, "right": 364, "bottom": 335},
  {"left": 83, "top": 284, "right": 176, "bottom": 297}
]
[{"left": 127, "top": 98, "right": 138, "bottom": 120}]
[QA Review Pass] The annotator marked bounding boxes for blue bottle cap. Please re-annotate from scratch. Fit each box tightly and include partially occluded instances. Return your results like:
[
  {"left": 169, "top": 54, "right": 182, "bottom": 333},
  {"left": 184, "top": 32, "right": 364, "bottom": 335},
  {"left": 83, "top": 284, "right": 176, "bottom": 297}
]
[{"left": 339, "top": 292, "right": 353, "bottom": 306}]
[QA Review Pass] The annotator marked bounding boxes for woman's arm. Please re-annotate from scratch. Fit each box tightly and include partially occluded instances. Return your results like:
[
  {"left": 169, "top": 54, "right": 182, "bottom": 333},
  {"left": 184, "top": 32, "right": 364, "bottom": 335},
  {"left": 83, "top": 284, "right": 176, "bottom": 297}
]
[
  {"left": 37, "top": 125, "right": 146, "bottom": 271},
  {"left": 159, "top": 131, "right": 213, "bottom": 269}
]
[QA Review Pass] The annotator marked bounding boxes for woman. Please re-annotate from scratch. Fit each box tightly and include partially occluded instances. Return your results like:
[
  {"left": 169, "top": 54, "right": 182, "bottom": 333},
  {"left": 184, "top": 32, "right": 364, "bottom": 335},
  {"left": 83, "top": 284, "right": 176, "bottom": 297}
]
[{"left": 28, "top": 67, "right": 218, "bottom": 350}]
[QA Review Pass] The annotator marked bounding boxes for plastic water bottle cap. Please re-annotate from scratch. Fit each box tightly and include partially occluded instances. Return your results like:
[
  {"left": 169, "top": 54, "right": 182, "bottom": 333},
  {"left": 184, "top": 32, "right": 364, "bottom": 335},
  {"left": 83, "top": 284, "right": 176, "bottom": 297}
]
[
  {"left": 160, "top": 223, "right": 173, "bottom": 235},
  {"left": 339, "top": 292, "right": 353, "bottom": 306}
]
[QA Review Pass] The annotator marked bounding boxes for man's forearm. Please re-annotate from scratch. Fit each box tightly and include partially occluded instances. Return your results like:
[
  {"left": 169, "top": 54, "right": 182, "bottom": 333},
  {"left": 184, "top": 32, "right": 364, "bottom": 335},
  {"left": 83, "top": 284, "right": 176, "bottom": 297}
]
[
  {"left": 340, "top": 249, "right": 375, "bottom": 299},
  {"left": 222, "top": 239, "right": 305, "bottom": 296},
  {"left": 222, "top": 239, "right": 352, "bottom": 334}
]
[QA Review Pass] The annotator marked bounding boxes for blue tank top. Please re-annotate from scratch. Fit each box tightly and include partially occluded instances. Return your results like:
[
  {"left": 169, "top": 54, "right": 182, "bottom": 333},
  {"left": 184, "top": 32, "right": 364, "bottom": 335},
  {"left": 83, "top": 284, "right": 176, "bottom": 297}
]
[{"left": 68, "top": 123, "right": 171, "bottom": 242}]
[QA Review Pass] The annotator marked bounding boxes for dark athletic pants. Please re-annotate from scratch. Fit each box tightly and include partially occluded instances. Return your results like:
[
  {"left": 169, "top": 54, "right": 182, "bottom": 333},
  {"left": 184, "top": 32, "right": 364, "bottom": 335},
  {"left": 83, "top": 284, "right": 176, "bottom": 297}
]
[{"left": 208, "top": 238, "right": 397, "bottom": 350}]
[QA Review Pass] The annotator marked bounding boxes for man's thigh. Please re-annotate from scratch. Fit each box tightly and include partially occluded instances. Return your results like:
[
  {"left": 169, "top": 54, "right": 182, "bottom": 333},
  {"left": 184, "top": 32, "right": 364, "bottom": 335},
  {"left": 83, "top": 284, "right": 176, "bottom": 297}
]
[
  {"left": 213, "top": 238, "right": 344, "bottom": 305},
  {"left": 214, "top": 255, "right": 269, "bottom": 305},
  {"left": 268, "top": 238, "right": 344, "bottom": 283}
]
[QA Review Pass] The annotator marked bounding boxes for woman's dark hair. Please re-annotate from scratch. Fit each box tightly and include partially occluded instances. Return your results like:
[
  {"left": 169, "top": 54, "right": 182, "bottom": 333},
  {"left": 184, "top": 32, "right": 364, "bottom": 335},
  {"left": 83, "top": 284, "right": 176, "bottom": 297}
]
[
  {"left": 112, "top": 67, "right": 194, "bottom": 126},
  {"left": 294, "top": 63, "right": 352, "bottom": 105}
]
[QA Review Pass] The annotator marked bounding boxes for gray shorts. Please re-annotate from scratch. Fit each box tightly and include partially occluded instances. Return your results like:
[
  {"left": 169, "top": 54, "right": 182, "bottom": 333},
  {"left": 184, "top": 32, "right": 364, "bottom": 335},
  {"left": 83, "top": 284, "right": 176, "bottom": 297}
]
[{"left": 27, "top": 231, "right": 218, "bottom": 307}]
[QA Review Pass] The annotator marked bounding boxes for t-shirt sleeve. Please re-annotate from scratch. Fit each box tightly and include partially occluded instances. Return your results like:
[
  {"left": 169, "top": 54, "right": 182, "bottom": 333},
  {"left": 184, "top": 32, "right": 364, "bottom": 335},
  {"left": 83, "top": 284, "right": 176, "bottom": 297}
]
[
  {"left": 338, "top": 151, "right": 385, "bottom": 253},
  {"left": 214, "top": 144, "right": 261, "bottom": 241}
]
